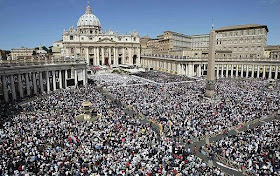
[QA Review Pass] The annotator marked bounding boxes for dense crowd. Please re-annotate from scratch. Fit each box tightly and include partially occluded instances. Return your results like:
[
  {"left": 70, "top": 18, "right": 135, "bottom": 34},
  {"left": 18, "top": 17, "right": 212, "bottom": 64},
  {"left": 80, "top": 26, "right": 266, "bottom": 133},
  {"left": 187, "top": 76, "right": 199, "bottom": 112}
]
[
  {"left": 0, "top": 85, "right": 223, "bottom": 175},
  {"left": 133, "top": 71, "right": 193, "bottom": 83},
  {"left": 109, "top": 77, "right": 280, "bottom": 142},
  {"left": 209, "top": 119, "right": 280, "bottom": 175}
]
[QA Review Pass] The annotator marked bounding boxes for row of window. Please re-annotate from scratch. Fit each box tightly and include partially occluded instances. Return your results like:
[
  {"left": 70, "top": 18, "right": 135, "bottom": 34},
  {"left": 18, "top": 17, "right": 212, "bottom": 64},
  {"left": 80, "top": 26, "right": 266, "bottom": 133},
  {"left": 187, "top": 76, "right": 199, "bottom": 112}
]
[
  {"left": 217, "top": 38, "right": 263, "bottom": 45},
  {"left": 217, "top": 28, "right": 266, "bottom": 37}
]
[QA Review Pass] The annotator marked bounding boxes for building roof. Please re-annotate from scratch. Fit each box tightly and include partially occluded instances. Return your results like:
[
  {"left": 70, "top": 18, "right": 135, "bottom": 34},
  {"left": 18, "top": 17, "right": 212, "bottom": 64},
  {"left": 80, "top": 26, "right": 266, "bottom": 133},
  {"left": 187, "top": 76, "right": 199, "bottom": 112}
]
[{"left": 216, "top": 24, "right": 269, "bottom": 32}]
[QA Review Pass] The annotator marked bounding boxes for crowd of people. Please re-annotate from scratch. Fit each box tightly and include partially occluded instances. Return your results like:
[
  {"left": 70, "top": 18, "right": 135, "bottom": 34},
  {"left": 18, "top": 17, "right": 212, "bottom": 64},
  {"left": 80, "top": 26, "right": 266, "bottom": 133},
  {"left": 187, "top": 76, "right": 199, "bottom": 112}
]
[
  {"left": 209, "top": 119, "right": 280, "bottom": 175},
  {"left": 0, "top": 84, "right": 224, "bottom": 175},
  {"left": 133, "top": 71, "right": 193, "bottom": 83},
  {"left": 109, "top": 77, "right": 280, "bottom": 143}
]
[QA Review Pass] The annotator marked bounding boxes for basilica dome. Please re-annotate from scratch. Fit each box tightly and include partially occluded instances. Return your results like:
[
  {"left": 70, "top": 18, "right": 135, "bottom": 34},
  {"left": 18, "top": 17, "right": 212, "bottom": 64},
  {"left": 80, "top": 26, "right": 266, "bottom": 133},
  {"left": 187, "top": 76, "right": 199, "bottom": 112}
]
[{"left": 77, "top": 3, "right": 101, "bottom": 27}]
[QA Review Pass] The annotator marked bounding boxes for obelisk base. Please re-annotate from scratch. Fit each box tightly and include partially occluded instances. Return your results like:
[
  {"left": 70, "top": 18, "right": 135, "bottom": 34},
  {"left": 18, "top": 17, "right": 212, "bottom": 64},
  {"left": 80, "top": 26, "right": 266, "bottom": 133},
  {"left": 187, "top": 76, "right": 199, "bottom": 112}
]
[{"left": 205, "top": 81, "right": 215, "bottom": 98}]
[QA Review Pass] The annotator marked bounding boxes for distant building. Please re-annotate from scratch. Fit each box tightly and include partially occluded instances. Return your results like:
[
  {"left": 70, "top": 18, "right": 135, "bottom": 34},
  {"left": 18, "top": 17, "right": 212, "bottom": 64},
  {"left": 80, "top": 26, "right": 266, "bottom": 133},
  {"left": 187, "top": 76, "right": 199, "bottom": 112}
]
[
  {"left": 141, "top": 24, "right": 269, "bottom": 59},
  {"left": 11, "top": 47, "right": 34, "bottom": 60},
  {"left": 35, "top": 45, "right": 48, "bottom": 57},
  {"left": 264, "top": 45, "right": 280, "bottom": 59},
  {"left": 52, "top": 40, "right": 64, "bottom": 59}
]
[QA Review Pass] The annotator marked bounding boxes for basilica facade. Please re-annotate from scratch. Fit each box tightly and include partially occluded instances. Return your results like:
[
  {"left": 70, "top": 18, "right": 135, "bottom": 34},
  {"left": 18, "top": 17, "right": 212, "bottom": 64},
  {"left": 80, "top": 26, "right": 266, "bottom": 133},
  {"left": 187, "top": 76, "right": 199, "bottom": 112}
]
[{"left": 59, "top": 2, "right": 141, "bottom": 67}]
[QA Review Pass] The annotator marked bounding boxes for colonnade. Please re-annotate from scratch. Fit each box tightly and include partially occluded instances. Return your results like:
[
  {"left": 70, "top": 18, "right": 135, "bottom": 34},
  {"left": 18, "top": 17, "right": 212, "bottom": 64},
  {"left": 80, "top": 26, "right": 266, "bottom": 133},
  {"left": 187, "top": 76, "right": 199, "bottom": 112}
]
[
  {"left": 216, "top": 64, "right": 279, "bottom": 79},
  {"left": 141, "top": 57, "right": 280, "bottom": 79},
  {"left": 0, "top": 64, "right": 87, "bottom": 102}
]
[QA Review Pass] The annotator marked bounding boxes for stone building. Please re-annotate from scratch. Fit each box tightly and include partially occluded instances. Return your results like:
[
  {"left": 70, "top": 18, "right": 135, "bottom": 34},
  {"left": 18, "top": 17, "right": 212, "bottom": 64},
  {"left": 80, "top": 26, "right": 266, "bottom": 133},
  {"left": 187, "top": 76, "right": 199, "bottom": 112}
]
[
  {"left": 11, "top": 47, "right": 34, "bottom": 60},
  {"left": 215, "top": 24, "right": 268, "bottom": 59},
  {"left": 60, "top": 2, "right": 140, "bottom": 66},
  {"left": 141, "top": 24, "right": 269, "bottom": 59}
]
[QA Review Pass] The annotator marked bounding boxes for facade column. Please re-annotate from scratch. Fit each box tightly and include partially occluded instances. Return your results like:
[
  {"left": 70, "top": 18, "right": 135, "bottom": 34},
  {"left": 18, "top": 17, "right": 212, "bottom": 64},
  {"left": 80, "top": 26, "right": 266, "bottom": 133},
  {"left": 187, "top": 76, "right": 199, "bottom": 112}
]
[
  {"left": 113, "top": 47, "right": 117, "bottom": 66},
  {"left": 246, "top": 65, "right": 249, "bottom": 78},
  {"left": 263, "top": 66, "right": 266, "bottom": 79},
  {"left": 221, "top": 64, "right": 224, "bottom": 77},
  {"left": 128, "top": 47, "right": 132, "bottom": 65},
  {"left": 46, "top": 71, "right": 50, "bottom": 93},
  {"left": 268, "top": 65, "right": 272, "bottom": 79},
  {"left": 241, "top": 65, "right": 244, "bottom": 78},
  {"left": 39, "top": 72, "right": 44, "bottom": 93},
  {"left": 18, "top": 74, "right": 24, "bottom": 99},
  {"left": 101, "top": 48, "right": 105, "bottom": 65},
  {"left": 52, "top": 71, "right": 57, "bottom": 91},
  {"left": 33, "top": 72, "right": 38, "bottom": 94},
  {"left": 10, "top": 75, "right": 16, "bottom": 100},
  {"left": 275, "top": 66, "right": 278, "bottom": 79},
  {"left": 59, "top": 70, "right": 63, "bottom": 89},
  {"left": 108, "top": 47, "right": 112, "bottom": 66},
  {"left": 257, "top": 66, "right": 260, "bottom": 78},
  {"left": 122, "top": 47, "right": 125, "bottom": 65},
  {"left": 137, "top": 47, "right": 141, "bottom": 65},
  {"left": 25, "top": 73, "right": 30, "bottom": 96},
  {"left": 96, "top": 47, "right": 100, "bottom": 65},
  {"left": 251, "top": 65, "right": 255, "bottom": 78},
  {"left": 2, "top": 76, "right": 9, "bottom": 102},
  {"left": 93, "top": 47, "right": 97, "bottom": 65}
]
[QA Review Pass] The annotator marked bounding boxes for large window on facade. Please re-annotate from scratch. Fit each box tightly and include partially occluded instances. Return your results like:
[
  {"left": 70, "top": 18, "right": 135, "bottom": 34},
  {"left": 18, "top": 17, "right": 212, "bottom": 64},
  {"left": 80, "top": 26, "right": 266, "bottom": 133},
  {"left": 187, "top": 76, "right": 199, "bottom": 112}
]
[{"left": 70, "top": 36, "right": 73, "bottom": 40}]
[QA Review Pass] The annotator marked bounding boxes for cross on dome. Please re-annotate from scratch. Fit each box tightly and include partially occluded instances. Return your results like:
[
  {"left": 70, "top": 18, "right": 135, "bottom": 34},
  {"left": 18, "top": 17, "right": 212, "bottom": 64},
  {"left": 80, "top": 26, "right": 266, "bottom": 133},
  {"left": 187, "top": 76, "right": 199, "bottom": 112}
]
[{"left": 85, "top": 0, "right": 92, "bottom": 14}]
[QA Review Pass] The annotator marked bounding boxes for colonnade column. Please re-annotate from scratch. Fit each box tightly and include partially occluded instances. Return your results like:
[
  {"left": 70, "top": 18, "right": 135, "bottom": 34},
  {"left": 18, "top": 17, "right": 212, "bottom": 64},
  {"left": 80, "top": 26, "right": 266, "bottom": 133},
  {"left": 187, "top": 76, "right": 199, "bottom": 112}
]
[
  {"left": 2, "top": 76, "right": 8, "bottom": 102},
  {"left": 230, "top": 64, "right": 234, "bottom": 77},
  {"left": 33, "top": 72, "right": 38, "bottom": 94},
  {"left": 52, "top": 71, "right": 56, "bottom": 91},
  {"left": 251, "top": 65, "right": 255, "bottom": 78},
  {"left": 246, "top": 65, "right": 249, "bottom": 78},
  {"left": 18, "top": 74, "right": 24, "bottom": 98},
  {"left": 74, "top": 70, "right": 78, "bottom": 87},
  {"left": 221, "top": 65, "right": 224, "bottom": 78},
  {"left": 241, "top": 65, "right": 244, "bottom": 78},
  {"left": 216, "top": 65, "right": 219, "bottom": 79},
  {"left": 59, "top": 70, "right": 63, "bottom": 89},
  {"left": 25, "top": 73, "right": 30, "bottom": 96},
  {"left": 257, "top": 66, "right": 260, "bottom": 78},
  {"left": 46, "top": 71, "right": 50, "bottom": 93},
  {"left": 197, "top": 64, "right": 202, "bottom": 77},
  {"left": 188, "top": 63, "right": 194, "bottom": 77},
  {"left": 10, "top": 75, "right": 16, "bottom": 100},
  {"left": 64, "top": 70, "right": 68, "bottom": 88},
  {"left": 235, "top": 65, "right": 239, "bottom": 77},
  {"left": 225, "top": 64, "right": 229, "bottom": 77},
  {"left": 275, "top": 66, "right": 278, "bottom": 79},
  {"left": 263, "top": 66, "right": 266, "bottom": 79},
  {"left": 39, "top": 72, "right": 44, "bottom": 93},
  {"left": 268, "top": 65, "right": 272, "bottom": 79}
]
